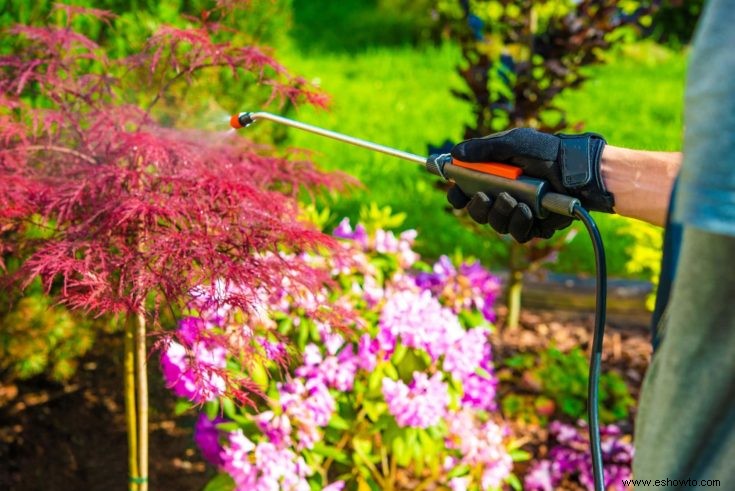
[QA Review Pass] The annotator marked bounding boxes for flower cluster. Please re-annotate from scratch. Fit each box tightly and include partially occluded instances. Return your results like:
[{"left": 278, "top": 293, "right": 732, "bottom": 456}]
[
  {"left": 277, "top": 376, "right": 336, "bottom": 450},
  {"left": 160, "top": 317, "right": 227, "bottom": 403},
  {"left": 382, "top": 372, "right": 449, "bottom": 428},
  {"left": 443, "top": 326, "right": 498, "bottom": 412},
  {"left": 445, "top": 409, "right": 514, "bottom": 490},
  {"left": 524, "top": 421, "right": 634, "bottom": 491},
  {"left": 377, "top": 288, "right": 499, "bottom": 415},
  {"left": 333, "top": 217, "right": 419, "bottom": 268},
  {"left": 378, "top": 289, "right": 465, "bottom": 360},
  {"left": 415, "top": 255, "right": 502, "bottom": 322},
  {"left": 220, "top": 430, "right": 313, "bottom": 491},
  {"left": 295, "top": 340, "right": 359, "bottom": 392},
  {"left": 194, "top": 413, "right": 225, "bottom": 467}
]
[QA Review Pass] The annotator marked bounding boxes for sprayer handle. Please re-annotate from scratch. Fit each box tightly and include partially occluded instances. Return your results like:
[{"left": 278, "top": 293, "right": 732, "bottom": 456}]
[{"left": 426, "top": 154, "right": 579, "bottom": 218}]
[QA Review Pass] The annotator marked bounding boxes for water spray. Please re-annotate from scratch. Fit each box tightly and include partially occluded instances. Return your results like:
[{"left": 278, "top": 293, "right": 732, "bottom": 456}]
[{"left": 231, "top": 111, "right": 608, "bottom": 491}]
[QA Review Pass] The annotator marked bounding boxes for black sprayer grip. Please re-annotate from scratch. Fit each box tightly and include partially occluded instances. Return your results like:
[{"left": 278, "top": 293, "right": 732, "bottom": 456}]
[{"left": 444, "top": 163, "right": 552, "bottom": 218}]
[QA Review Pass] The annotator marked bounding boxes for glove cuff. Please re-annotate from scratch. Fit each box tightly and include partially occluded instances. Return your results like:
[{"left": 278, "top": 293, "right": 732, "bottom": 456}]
[{"left": 556, "top": 133, "right": 615, "bottom": 213}]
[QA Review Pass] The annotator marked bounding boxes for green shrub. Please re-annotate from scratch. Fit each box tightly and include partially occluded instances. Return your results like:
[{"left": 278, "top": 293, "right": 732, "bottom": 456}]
[
  {"left": 0, "top": 294, "right": 99, "bottom": 381},
  {"left": 502, "top": 346, "right": 635, "bottom": 424},
  {"left": 649, "top": 0, "right": 705, "bottom": 47}
]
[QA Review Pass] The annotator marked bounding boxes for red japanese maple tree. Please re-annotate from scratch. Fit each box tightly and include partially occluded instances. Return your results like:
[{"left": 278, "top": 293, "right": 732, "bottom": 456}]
[{"left": 0, "top": 3, "right": 347, "bottom": 488}]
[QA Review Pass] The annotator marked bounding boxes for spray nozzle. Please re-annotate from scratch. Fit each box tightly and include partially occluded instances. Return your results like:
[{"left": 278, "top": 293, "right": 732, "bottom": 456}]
[{"left": 230, "top": 112, "right": 254, "bottom": 129}]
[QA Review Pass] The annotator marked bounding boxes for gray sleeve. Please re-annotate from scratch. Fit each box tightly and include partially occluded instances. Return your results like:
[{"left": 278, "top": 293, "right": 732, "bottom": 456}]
[{"left": 673, "top": 0, "right": 735, "bottom": 237}]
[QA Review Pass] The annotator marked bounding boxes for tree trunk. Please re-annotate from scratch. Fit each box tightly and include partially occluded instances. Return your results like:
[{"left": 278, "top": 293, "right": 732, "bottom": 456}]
[{"left": 505, "top": 242, "right": 525, "bottom": 329}]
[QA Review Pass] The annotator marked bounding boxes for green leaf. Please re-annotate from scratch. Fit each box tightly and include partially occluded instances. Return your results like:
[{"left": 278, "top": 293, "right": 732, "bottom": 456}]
[
  {"left": 328, "top": 413, "right": 350, "bottom": 431},
  {"left": 250, "top": 362, "right": 269, "bottom": 391},
  {"left": 446, "top": 464, "right": 470, "bottom": 479},
  {"left": 506, "top": 473, "right": 523, "bottom": 491},
  {"left": 311, "top": 442, "right": 350, "bottom": 465},
  {"left": 509, "top": 448, "right": 532, "bottom": 462},
  {"left": 391, "top": 435, "right": 410, "bottom": 467},
  {"left": 204, "top": 400, "right": 219, "bottom": 420},
  {"left": 221, "top": 397, "right": 237, "bottom": 419},
  {"left": 357, "top": 475, "right": 381, "bottom": 491},
  {"left": 382, "top": 418, "right": 401, "bottom": 445},
  {"left": 215, "top": 421, "right": 241, "bottom": 433},
  {"left": 308, "top": 474, "right": 323, "bottom": 491},
  {"left": 458, "top": 309, "right": 489, "bottom": 329},
  {"left": 203, "top": 473, "right": 235, "bottom": 491},
  {"left": 395, "top": 349, "right": 427, "bottom": 381},
  {"left": 383, "top": 362, "right": 398, "bottom": 380},
  {"left": 367, "top": 366, "right": 384, "bottom": 394},
  {"left": 174, "top": 399, "right": 193, "bottom": 416},
  {"left": 560, "top": 397, "right": 585, "bottom": 418},
  {"left": 363, "top": 400, "right": 388, "bottom": 422},
  {"left": 390, "top": 343, "right": 407, "bottom": 365},
  {"left": 309, "top": 320, "right": 320, "bottom": 342},
  {"left": 504, "top": 354, "right": 532, "bottom": 369}
]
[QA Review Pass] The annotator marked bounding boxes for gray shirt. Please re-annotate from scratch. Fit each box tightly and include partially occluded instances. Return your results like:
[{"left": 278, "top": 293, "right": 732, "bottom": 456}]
[{"left": 674, "top": 0, "right": 735, "bottom": 237}]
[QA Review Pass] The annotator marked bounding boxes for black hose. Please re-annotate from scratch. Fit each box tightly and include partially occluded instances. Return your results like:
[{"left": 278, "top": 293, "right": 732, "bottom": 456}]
[{"left": 572, "top": 204, "right": 607, "bottom": 491}]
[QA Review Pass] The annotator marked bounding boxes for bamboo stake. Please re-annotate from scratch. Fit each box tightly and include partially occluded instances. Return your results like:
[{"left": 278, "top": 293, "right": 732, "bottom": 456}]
[
  {"left": 124, "top": 315, "right": 140, "bottom": 491},
  {"left": 136, "top": 310, "right": 149, "bottom": 491}
]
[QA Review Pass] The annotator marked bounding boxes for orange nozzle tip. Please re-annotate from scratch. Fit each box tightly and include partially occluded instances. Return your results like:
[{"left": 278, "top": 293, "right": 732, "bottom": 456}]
[{"left": 230, "top": 114, "right": 243, "bottom": 129}]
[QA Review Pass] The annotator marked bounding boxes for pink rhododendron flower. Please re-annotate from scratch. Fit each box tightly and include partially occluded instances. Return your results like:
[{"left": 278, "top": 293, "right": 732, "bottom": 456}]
[
  {"left": 449, "top": 476, "right": 470, "bottom": 491},
  {"left": 445, "top": 410, "right": 513, "bottom": 489},
  {"left": 443, "top": 326, "right": 489, "bottom": 378},
  {"left": 374, "top": 228, "right": 419, "bottom": 267},
  {"left": 322, "top": 481, "right": 345, "bottom": 491},
  {"left": 356, "top": 333, "right": 379, "bottom": 371},
  {"left": 278, "top": 378, "right": 335, "bottom": 450},
  {"left": 194, "top": 413, "right": 225, "bottom": 467},
  {"left": 459, "top": 359, "right": 499, "bottom": 412},
  {"left": 220, "top": 430, "right": 312, "bottom": 491},
  {"left": 382, "top": 372, "right": 449, "bottom": 428},
  {"left": 443, "top": 327, "right": 498, "bottom": 411},
  {"left": 379, "top": 289, "right": 464, "bottom": 360},
  {"left": 524, "top": 460, "right": 554, "bottom": 491},
  {"left": 525, "top": 421, "right": 634, "bottom": 491},
  {"left": 160, "top": 317, "right": 227, "bottom": 403},
  {"left": 415, "top": 255, "right": 502, "bottom": 322},
  {"left": 254, "top": 411, "right": 293, "bottom": 448},
  {"left": 295, "top": 343, "right": 359, "bottom": 392},
  {"left": 166, "top": 220, "right": 512, "bottom": 490},
  {"left": 332, "top": 217, "right": 368, "bottom": 248}
]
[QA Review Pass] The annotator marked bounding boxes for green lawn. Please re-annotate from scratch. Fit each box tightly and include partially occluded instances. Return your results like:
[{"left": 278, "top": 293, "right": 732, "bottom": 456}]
[{"left": 277, "top": 41, "right": 686, "bottom": 277}]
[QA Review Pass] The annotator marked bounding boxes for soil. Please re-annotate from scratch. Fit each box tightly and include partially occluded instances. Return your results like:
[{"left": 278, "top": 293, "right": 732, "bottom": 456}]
[
  {"left": 0, "top": 308, "right": 653, "bottom": 491},
  {"left": 0, "top": 335, "right": 214, "bottom": 491}
]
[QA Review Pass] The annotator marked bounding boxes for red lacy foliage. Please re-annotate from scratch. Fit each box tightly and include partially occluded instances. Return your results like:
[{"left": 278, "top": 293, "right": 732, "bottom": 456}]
[{"left": 0, "top": 3, "right": 352, "bottom": 340}]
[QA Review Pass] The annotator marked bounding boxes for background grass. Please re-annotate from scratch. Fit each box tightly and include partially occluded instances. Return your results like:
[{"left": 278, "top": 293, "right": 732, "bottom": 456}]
[{"left": 290, "top": 0, "right": 435, "bottom": 54}]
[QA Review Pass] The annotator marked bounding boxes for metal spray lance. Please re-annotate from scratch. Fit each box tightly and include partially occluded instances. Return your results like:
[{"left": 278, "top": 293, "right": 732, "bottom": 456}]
[{"left": 230, "top": 111, "right": 581, "bottom": 219}]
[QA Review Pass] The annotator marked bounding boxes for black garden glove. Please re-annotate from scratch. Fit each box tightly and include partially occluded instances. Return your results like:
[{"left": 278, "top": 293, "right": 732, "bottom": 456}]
[{"left": 447, "top": 128, "right": 614, "bottom": 243}]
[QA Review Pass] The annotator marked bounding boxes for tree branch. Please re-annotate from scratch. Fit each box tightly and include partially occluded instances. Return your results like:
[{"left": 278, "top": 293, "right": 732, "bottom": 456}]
[{"left": 26, "top": 145, "right": 97, "bottom": 165}]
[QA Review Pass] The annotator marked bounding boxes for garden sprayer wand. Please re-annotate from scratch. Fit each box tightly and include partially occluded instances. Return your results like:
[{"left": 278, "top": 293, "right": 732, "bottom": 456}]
[{"left": 231, "top": 111, "right": 609, "bottom": 491}]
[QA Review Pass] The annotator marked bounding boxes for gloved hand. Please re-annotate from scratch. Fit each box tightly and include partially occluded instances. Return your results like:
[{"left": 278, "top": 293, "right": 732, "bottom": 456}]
[{"left": 447, "top": 128, "right": 614, "bottom": 243}]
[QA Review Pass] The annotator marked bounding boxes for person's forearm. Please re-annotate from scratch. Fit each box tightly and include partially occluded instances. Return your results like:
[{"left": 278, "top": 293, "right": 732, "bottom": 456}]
[{"left": 600, "top": 145, "right": 682, "bottom": 226}]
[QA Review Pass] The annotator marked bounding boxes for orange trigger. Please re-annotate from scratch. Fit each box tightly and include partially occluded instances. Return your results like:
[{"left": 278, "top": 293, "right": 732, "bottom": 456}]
[{"left": 452, "top": 159, "right": 522, "bottom": 180}]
